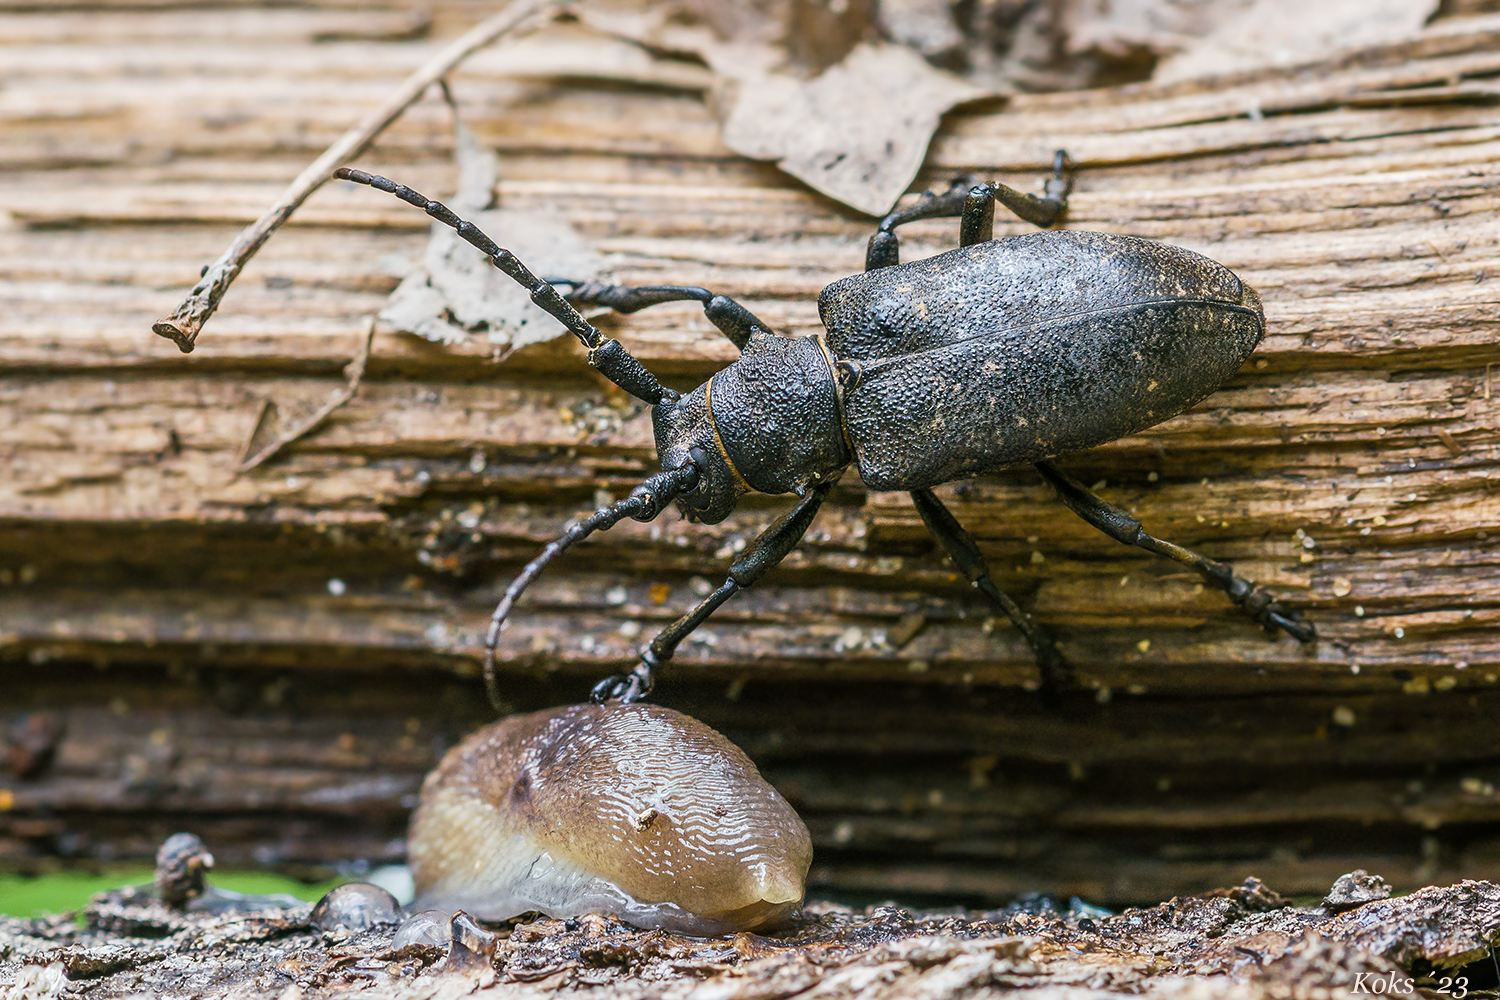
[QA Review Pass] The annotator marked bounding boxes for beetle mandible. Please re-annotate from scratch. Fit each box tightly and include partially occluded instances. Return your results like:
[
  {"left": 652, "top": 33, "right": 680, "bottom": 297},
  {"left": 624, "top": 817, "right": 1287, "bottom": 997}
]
[{"left": 332, "top": 152, "right": 1314, "bottom": 708}]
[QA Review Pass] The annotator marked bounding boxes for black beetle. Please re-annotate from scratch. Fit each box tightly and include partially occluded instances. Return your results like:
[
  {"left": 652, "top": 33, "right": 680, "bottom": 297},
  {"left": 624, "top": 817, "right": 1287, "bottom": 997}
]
[{"left": 332, "top": 152, "right": 1314, "bottom": 707}]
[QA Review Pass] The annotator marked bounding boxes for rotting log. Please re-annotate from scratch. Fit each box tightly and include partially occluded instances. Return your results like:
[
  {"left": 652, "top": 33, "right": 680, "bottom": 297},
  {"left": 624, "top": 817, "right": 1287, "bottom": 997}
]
[
  {"left": 2, "top": 878, "right": 1499, "bottom": 999},
  {"left": 2, "top": 2, "right": 1500, "bottom": 908}
]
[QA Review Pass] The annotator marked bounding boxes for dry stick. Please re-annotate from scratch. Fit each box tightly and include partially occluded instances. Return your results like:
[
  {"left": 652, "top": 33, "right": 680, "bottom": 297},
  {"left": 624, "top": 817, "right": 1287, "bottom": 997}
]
[
  {"left": 238, "top": 316, "right": 376, "bottom": 472},
  {"left": 151, "top": 0, "right": 573, "bottom": 353}
]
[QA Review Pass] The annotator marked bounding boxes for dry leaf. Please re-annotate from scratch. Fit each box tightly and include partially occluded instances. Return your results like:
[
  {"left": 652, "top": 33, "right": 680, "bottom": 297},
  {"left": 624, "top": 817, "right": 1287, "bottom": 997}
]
[
  {"left": 879, "top": 0, "right": 966, "bottom": 67},
  {"left": 1152, "top": 0, "right": 1440, "bottom": 84},
  {"left": 1061, "top": 0, "right": 1254, "bottom": 62},
  {"left": 675, "top": 0, "right": 878, "bottom": 73},
  {"left": 380, "top": 119, "right": 604, "bottom": 350},
  {"left": 580, "top": 4, "right": 987, "bottom": 216},
  {"left": 718, "top": 42, "right": 990, "bottom": 216}
]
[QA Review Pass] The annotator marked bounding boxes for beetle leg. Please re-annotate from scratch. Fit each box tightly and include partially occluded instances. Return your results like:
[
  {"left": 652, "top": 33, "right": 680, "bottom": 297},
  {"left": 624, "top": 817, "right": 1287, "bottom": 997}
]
[
  {"left": 958, "top": 187, "right": 996, "bottom": 247},
  {"left": 910, "top": 488, "right": 1071, "bottom": 704},
  {"left": 1033, "top": 461, "right": 1317, "bottom": 643},
  {"left": 591, "top": 483, "right": 834, "bottom": 704},
  {"left": 961, "top": 149, "right": 1074, "bottom": 239},
  {"left": 866, "top": 151, "right": 1072, "bottom": 269},
  {"left": 866, "top": 176, "right": 976, "bottom": 271},
  {"left": 482, "top": 463, "right": 701, "bottom": 711},
  {"left": 546, "top": 280, "right": 770, "bottom": 352}
]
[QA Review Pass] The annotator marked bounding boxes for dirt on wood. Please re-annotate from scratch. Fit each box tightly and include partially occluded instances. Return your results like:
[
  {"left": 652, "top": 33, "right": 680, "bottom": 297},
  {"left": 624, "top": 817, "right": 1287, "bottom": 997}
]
[{"left": 3, "top": 874, "right": 1499, "bottom": 998}]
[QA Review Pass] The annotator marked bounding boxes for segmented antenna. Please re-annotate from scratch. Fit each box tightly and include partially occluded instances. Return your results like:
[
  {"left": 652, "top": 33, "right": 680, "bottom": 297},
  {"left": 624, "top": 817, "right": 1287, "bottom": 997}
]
[
  {"left": 333, "top": 167, "right": 674, "bottom": 407},
  {"left": 483, "top": 463, "right": 701, "bottom": 710}
]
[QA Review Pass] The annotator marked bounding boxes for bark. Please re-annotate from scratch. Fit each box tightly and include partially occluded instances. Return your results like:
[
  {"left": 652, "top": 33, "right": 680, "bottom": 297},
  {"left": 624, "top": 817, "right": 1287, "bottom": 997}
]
[
  {"left": 2, "top": 879, "right": 1498, "bottom": 998},
  {"left": 2, "top": 1, "right": 1500, "bottom": 906}
]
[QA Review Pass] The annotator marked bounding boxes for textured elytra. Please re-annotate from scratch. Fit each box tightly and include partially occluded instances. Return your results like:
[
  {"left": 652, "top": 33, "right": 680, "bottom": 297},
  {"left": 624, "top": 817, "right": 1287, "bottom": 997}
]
[
  {"left": 408, "top": 704, "right": 812, "bottom": 935},
  {"left": 818, "top": 232, "right": 1264, "bottom": 490}
]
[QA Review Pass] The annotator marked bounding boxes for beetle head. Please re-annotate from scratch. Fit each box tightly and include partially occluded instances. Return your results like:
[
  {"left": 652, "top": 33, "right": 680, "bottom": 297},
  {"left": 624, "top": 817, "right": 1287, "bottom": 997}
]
[{"left": 651, "top": 386, "right": 746, "bottom": 525}]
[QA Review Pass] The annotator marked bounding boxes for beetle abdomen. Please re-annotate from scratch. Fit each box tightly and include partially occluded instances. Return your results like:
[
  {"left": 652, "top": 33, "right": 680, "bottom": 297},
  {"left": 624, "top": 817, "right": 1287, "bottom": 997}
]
[{"left": 819, "top": 232, "right": 1263, "bottom": 490}]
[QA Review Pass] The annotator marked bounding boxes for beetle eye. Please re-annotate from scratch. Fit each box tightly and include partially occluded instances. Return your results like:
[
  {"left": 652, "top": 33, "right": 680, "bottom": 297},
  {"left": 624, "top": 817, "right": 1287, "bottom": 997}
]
[{"left": 685, "top": 448, "right": 715, "bottom": 506}]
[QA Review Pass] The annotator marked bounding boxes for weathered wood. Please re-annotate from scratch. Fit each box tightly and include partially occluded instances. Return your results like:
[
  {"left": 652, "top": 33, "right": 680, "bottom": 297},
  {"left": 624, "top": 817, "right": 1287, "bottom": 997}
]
[
  {"left": 2, "top": 878, "right": 1498, "bottom": 999},
  {"left": 2, "top": 1, "right": 1499, "bottom": 908}
]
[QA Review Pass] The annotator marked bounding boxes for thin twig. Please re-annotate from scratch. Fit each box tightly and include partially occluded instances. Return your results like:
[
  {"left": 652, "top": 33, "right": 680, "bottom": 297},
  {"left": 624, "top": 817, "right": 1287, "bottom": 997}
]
[
  {"left": 238, "top": 317, "right": 377, "bottom": 472},
  {"left": 151, "top": 0, "right": 573, "bottom": 353}
]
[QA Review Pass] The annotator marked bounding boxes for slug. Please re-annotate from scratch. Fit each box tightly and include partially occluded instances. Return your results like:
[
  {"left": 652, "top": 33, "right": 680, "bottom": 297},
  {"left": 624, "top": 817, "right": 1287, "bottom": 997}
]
[{"left": 408, "top": 703, "right": 812, "bottom": 936}]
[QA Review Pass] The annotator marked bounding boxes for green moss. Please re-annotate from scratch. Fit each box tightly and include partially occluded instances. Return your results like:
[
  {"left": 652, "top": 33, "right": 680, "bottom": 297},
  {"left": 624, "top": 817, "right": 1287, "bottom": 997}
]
[{"left": 0, "top": 870, "right": 346, "bottom": 918}]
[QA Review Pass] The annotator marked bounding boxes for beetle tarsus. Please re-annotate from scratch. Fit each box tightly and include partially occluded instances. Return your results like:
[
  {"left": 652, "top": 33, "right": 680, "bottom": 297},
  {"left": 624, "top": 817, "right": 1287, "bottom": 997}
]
[
  {"left": 1233, "top": 583, "right": 1318, "bottom": 643},
  {"left": 591, "top": 658, "right": 656, "bottom": 704}
]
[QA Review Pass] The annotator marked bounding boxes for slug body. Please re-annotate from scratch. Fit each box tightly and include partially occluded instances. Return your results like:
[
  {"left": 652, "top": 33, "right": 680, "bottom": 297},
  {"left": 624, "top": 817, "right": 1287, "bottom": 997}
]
[{"left": 409, "top": 704, "right": 812, "bottom": 935}]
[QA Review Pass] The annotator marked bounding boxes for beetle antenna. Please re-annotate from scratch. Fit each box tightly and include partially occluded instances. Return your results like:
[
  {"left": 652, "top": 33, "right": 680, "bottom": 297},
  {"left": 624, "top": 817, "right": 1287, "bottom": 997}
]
[
  {"left": 482, "top": 463, "right": 700, "bottom": 710},
  {"left": 334, "top": 167, "right": 675, "bottom": 408}
]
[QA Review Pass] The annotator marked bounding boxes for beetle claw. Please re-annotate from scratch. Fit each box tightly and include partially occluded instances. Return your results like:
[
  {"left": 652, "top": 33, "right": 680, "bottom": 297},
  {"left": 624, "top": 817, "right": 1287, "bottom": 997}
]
[
  {"left": 590, "top": 663, "right": 655, "bottom": 704},
  {"left": 1267, "top": 608, "right": 1317, "bottom": 643},
  {"left": 589, "top": 674, "right": 629, "bottom": 704},
  {"left": 1237, "top": 586, "right": 1317, "bottom": 643}
]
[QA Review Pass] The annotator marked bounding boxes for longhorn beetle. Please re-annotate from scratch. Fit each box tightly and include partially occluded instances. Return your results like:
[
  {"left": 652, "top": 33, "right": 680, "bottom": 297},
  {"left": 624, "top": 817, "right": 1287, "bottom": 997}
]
[{"left": 332, "top": 152, "right": 1314, "bottom": 708}]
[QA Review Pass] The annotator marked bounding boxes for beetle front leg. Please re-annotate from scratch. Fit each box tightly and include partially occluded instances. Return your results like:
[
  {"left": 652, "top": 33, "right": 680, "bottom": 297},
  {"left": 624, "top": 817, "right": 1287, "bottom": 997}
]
[
  {"left": 911, "top": 488, "right": 1071, "bottom": 703},
  {"left": 1033, "top": 461, "right": 1316, "bottom": 643},
  {"left": 591, "top": 483, "right": 834, "bottom": 703},
  {"left": 547, "top": 280, "right": 770, "bottom": 352}
]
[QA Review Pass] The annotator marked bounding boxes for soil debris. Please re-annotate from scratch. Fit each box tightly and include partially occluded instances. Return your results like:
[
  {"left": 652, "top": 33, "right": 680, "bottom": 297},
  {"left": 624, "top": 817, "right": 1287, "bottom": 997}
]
[{"left": 3, "top": 872, "right": 1497, "bottom": 999}]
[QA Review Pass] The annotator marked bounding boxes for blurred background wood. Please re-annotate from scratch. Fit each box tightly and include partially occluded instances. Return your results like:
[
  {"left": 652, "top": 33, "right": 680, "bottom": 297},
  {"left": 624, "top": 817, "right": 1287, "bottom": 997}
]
[{"left": 1, "top": 0, "right": 1498, "bottom": 908}]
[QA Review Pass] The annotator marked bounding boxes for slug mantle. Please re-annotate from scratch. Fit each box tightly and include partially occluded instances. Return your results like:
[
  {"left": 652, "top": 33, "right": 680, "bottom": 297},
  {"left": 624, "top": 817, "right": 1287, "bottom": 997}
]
[{"left": 408, "top": 703, "right": 812, "bottom": 936}]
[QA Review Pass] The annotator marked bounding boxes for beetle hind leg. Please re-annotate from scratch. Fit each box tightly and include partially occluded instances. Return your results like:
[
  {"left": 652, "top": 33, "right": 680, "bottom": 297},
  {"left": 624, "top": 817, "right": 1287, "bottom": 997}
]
[
  {"left": 865, "top": 176, "right": 976, "bottom": 271},
  {"left": 963, "top": 148, "right": 1072, "bottom": 237},
  {"left": 1033, "top": 461, "right": 1316, "bottom": 643},
  {"left": 865, "top": 150, "right": 1072, "bottom": 271},
  {"left": 911, "top": 488, "right": 1072, "bottom": 703}
]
